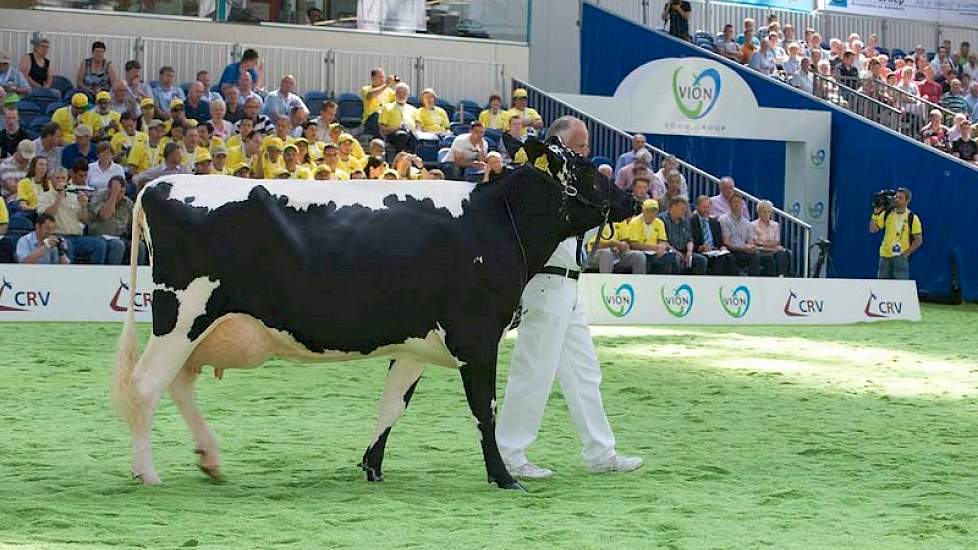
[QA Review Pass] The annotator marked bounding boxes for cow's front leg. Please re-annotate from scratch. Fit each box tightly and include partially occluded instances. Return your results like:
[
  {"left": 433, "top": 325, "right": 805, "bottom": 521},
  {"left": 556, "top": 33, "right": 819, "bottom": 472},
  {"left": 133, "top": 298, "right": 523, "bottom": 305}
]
[
  {"left": 460, "top": 359, "right": 526, "bottom": 491},
  {"left": 360, "top": 358, "right": 425, "bottom": 482}
]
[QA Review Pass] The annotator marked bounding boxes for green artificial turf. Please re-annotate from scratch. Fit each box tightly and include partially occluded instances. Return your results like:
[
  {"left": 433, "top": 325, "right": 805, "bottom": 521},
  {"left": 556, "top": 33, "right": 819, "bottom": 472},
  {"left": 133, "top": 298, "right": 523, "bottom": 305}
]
[{"left": 1, "top": 304, "right": 977, "bottom": 549}]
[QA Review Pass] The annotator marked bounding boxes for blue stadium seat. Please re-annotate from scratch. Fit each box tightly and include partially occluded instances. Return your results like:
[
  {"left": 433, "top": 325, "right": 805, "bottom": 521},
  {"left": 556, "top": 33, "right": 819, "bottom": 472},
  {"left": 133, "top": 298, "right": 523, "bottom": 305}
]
[
  {"left": 693, "top": 31, "right": 715, "bottom": 51},
  {"left": 336, "top": 92, "right": 363, "bottom": 128},
  {"left": 891, "top": 48, "right": 905, "bottom": 59},
  {"left": 28, "top": 115, "right": 51, "bottom": 132},
  {"left": 484, "top": 128, "right": 502, "bottom": 142},
  {"left": 50, "top": 75, "right": 73, "bottom": 98},
  {"left": 16, "top": 100, "right": 43, "bottom": 120},
  {"left": 458, "top": 99, "right": 481, "bottom": 113},
  {"left": 820, "top": 41, "right": 829, "bottom": 50},
  {"left": 926, "top": 52, "right": 935, "bottom": 61},
  {"left": 441, "top": 135, "right": 455, "bottom": 148},
  {"left": 451, "top": 123, "right": 470, "bottom": 136},
  {"left": 6, "top": 216, "right": 34, "bottom": 243},
  {"left": 485, "top": 134, "right": 499, "bottom": 151},
  {"left": 25, "top": 88, "right": 62, "bottom": 109},
  {"left": 305, "top": 91, "right": 330, "bottom": 115},
  {"left": 591, "top": 155, "right": 613, "bottom": 168},
  {"left": 44, "top": 102, "right": 62, "bottom": 116},
  {"left": 407, "top": 95, "right": 421, "bottom": 108},
  {"left": 876, "top": 46, "right": 889, "bottom": 56},
  {"left": 435, "top": 98, "right": 456, "bottom": 121},
  {"left": 179, "top": 81, "right": 191, "bottom": 95},
  {"left": 416, "top": 140, "right": 441, "bottom": 167}
]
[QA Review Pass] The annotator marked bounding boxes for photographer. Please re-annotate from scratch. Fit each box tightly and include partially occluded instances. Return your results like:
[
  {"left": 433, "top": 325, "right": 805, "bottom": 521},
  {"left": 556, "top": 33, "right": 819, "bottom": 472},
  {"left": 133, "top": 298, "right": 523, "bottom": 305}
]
[
  {"left": 661, "top": 0, "right": 691, "bottom": 41},
  {"left": 15, "top": 213, "right": 69, "bottom": 264},
  {"left": 869, "top": 187, "right": 923, "bottom": 280},
  {"left": 37, "top": 166, "right": 109, "bottom": 264}
]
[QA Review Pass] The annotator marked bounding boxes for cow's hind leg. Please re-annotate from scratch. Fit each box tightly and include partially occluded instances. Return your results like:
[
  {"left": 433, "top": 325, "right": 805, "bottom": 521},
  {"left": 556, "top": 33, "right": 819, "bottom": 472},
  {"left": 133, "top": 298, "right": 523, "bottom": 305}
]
[
  {"left": 460, "top": 359, "right": 525, "bottom": 491},
  {"left": 169, "top": 365, "right": 222, "bottom": 481},
  {"left": 360, "top": 358, "right": 425, "bottom": 482}
]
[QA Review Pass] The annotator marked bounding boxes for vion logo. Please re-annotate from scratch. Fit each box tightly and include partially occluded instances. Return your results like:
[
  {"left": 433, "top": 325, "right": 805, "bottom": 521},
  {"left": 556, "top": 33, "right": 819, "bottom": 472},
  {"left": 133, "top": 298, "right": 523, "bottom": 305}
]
[
  {"left": 110, "top": 280, "right": 153, "bottom": 312},
  {"left": 601, "top": 283, "right": 635, "bottom": 318},
  {"left": 865, "top": 291, "right": 902, "bottom": 318},
  {"left": 660, "top": 283, "right": 694, "bottom": 318},
  {"left": 784, "top": 289, "right": 824, "bottom": 317},
  {"left": 719, "top": 285, "right": 751, "bottom": 318},
  {"left": 0, "top": 276, "right": 51, "bottom": 311},
  {"left": 672, "top": 67, "right": 722, "bottom": 120}
]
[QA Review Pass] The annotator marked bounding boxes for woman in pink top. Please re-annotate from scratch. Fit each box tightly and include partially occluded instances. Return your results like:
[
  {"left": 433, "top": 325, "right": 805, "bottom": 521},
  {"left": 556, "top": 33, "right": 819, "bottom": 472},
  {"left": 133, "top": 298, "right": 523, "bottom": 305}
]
[{"left": 750, "top": 200, "right": 792, "bottom": 276}]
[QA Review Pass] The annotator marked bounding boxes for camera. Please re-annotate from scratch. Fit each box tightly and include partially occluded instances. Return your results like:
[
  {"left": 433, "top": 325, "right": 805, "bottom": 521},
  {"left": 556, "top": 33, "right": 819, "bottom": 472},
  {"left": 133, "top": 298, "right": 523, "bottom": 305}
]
[{"left": 873, "top": 189, "right": 897, "bottom": 211}]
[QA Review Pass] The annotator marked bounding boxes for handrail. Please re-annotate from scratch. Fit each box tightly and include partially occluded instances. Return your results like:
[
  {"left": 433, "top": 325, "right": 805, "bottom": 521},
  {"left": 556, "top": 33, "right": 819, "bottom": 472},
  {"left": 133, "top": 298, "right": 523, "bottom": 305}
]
[
  {"left": 878, "top": 79, "right": 957, "bottom": 120},
  {"left": 514, "top": 79, "right": 813, "bottom": 230},
  {"left": 813, "top": 73, "right": 902, "bottom": 115}
]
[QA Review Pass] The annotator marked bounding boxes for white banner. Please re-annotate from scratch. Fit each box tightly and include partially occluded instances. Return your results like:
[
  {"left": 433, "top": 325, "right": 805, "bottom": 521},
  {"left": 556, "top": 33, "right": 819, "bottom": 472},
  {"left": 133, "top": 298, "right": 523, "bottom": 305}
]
[
  {"left": 819, "top": 0, "right": 978, "bottom": 26},
  {"left": 579, "top": 274, "right": 920, "bottom": 325},
  {"left": 0, "top": 266, "right": 920, "bottom": 325}
]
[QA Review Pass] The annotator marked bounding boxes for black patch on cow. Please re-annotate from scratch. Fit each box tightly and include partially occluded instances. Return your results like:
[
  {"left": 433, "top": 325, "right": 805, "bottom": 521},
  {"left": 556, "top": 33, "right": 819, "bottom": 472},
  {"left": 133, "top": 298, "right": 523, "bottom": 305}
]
[{"left": 151, "top": 290, "right": 179, "bottom": 336}]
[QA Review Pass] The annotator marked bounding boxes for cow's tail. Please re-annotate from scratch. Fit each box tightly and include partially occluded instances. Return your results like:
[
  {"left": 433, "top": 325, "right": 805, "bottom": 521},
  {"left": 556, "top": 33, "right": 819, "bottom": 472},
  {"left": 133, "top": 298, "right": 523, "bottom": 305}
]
[{"left": 112, "top": 190, "right": 146, "bottom": 426}]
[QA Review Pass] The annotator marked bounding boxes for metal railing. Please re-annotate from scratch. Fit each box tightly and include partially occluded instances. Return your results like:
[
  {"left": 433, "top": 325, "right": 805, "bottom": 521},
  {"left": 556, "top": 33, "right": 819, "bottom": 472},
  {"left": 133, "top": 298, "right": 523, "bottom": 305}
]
[
  {"left": 813, "top": 73, "right": 903, "bottom": 132},
  {"left": 514, "top": 78, "right": 812, "bottom": 278},
  {"left": 877, "top": 79, "right": 959, "bottom": 130}
]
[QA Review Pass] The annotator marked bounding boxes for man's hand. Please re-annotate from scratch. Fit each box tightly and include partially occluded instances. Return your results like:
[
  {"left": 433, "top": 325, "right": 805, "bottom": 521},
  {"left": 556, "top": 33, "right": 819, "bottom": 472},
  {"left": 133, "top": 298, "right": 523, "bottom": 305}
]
[
  {"left": 655, "top": 243, "right": 667, "bottom": 257},
  {"left": 43, "top": 236, "right": 59, "bottom": 249},
  {"left": 78, "top": 193, "right": 90, "bottom": 207}
]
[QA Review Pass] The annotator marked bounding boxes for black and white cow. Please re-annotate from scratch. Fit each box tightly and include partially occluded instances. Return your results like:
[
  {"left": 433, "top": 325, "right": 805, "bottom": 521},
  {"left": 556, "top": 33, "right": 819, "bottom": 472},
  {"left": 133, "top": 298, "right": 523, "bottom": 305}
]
[{"left": 112, "top": 134, "right": 635, "bottom": 491}]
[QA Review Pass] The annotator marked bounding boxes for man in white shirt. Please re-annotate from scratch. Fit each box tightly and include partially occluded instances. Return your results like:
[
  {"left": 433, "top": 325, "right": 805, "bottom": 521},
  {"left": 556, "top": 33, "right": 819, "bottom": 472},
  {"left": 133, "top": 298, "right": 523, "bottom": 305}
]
[
  {"left": 262, "top": 74, "right": 309, "bottom": 120},
  {"left": 710, "top": 176, "right": 750, "bottom": 220},
  {"left": 715, "top": 24, "right": 742, "bottom": 62},
  {"left": 790, "top": 58, "right": 814, "bottom": 94},
  {"left": 651, "top": 154, "right": 688, "bottom": 197},
  {"left": 449, "top": 120, "right": 489, "bottom": 182},
  {"left": 87, "top": 142, "right": 126, "bottom": 191},
  {"left": 495, "top": 116, "right": 643, "bottom": 480}
]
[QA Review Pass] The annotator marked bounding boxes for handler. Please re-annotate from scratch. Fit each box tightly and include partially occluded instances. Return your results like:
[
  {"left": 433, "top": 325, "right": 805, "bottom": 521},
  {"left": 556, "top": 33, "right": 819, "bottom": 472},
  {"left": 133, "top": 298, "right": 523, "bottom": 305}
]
[{"left": 495, "top": 116, "right": 643, "bottom": 480}]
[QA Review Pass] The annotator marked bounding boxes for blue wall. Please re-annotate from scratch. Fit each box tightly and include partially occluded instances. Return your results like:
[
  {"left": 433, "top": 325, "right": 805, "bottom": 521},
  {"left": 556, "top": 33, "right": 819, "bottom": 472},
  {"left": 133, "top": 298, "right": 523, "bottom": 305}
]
[{"left": 581, "top": 3, "right": 978, "bottom": 300}]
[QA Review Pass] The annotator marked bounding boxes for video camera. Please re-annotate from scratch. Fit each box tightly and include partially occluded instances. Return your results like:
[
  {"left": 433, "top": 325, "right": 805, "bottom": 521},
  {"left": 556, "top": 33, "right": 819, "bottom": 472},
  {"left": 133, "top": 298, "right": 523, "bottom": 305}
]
[{"left": 873, "top": 189, "right": 897, "bottom": 211}]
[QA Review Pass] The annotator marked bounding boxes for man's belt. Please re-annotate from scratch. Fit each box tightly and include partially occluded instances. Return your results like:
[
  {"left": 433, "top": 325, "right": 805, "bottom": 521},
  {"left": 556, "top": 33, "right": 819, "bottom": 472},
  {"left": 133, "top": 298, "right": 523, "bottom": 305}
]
[{"left": 540, "top": 266, "right": 580, "bottom": 280}]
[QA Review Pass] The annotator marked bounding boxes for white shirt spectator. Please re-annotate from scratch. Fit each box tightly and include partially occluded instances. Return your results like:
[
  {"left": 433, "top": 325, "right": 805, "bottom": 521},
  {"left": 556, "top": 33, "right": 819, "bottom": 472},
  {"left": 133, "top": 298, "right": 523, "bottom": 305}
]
[
  {"left": 651, "top": 168, "right": 688, "bottom": 197},
  {"left": 239, "top": 90, "right": 263, "bottom": 108},
  {"left": 87, "top": 160, "right": 126, "bottom": 191},
  {"left": 450, "top": 132, "right": 489, "bottom": 175},
  {"left": 154, "top": 85, "right": 185, "bottom": 113},
  {"left": 33, "top": 138, "right": 63, "bottom": 169},
  {"left": 790, "top": 70, "right": 814, "bottom": 94},
  {"left": 262, "top": 89, "right": 308, "bottom": 119},
  {"left": 716, "top": 37, "right": 740, "bottom": 58}
]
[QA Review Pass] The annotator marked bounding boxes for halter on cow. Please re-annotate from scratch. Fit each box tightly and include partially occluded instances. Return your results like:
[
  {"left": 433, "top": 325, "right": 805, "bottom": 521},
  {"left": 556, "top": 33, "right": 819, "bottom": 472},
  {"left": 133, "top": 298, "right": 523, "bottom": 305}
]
[{"left": 112, "top": 132, "right": 636, "bottom": 491}]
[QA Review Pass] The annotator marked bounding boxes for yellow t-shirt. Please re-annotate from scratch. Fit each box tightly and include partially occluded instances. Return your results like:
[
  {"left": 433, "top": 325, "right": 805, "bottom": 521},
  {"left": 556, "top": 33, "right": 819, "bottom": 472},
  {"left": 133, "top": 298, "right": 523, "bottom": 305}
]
[
  {"left": 111, "top": 130, "right": 148, "bottom": 156},
  {"left": 361, "top": 85, "right": 396, "bottom": 120},
  {"left": 586, "top": 221, "right": 628, "bottom": 248},
  {"left": 624, "top": 215, "right": 668, "bottom": 246},
  {"left": 872, "top": 210, "right": 922, "bottom": 258},
  {"left": 126, "top": 140, "right": 163, "bottom": 174},
  {"left": 80, "top": 109, "right": 121, "bottom": 137},
  {"left": 287, "top": 166, "right": 314, "bottom": 180},
  {"left": 326, "top": 166, "right": 350, "bottom": 180},
  {"left": 0, "top": 197, "right": 8, "bottom": 225},
  {"left": 226, "top": 134, "right": 242, "bottom": 150},
  {"left": 478, "top": 109, "right": 506, "bottom": 130},
  {"left": 51, "top": 107, "right": 81, "bottom": 144},
  {"left": 338, "top": 155, "right": 366, "bottom": 174},
  {"left": 500, "top": 107, "right": 542, "bottom": 130},
  {"left": 378, "top": 102, "right": 417, "bottom": 132},
  {"left": 261, "top": 155, "right": 286, "bottom": 179},
  {"left": 225, "top": 147, "right": 257, "bottom": 171},
  {"left": 16, "top": 178, "right": 46, "bottom": 209},
  {"left": 416, "top": 107, "right": 450, "bottom": 133}
]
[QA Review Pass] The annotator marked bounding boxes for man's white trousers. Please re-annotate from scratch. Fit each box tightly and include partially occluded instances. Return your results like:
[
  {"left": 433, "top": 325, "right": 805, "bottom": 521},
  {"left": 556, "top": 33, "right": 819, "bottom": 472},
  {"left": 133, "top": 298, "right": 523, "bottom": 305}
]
[{"left": 495, "top": 273, "right": 616, "bottom": 467}]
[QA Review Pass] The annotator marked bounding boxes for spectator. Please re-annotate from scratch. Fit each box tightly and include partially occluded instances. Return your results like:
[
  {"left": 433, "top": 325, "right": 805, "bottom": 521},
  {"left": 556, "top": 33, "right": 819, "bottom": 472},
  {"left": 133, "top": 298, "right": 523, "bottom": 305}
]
[
  {"left": 68, "top": 158, "right": 89, "bottom": 190},
  {"left": 0, "top": 139, "right": 34, "bottom": 184},
  {"left": 751, "top": 200, "right": 791, "bottom": 276},
  {"left": 19, "top": 38, "right": 52, "bottom": 90},
  {"left": 414, "top": 88, "right": 451, "bottom": 141},
  {"left": 153, "top": 66, "right": 185, "bottom": 114},
  {"left": 614, "top": 134, "right": 647, "bottom": 177},
  {"left": 482, "top": 151, "right": 505, "bottom": 183},
  {"left": 220, "top": 48, "right": 262, "bottom": 91},
  {"left": 710, "top": 176, "right": 750, "bottom": 220},
  {"left": 0, "top": 53, "right": 30, "bottom": 97},
  {"left": 615, "top": 149, "right": 651, "bottom": 192},
  {"left": 503, "top": 88, "right": 544, "bottom": 133},
  {"left": 15, "top": 153, "right": 48, "bottom": 213},
  {"left": 255, "top": 136, "right": 284, "bottom": 179},
  {"left": 715, "top": 25, "right": 742, "bottom": 62},
  {"left": 962, "top": 53, "right": 978, "bottom": 82},
  {"left": 0, "top": 196, "right": 11, "bottom": 262},
  {"left": 661, "top": 0, "right": 691, "bottom": 41},
  {"left": 783, "top": 24, "right": 796, "bottom": 46},
  {"left": 967, "top": 82, "right": 978, "bottom": 118},
  {"left": 82, "top": 91, "right": 122, "bottom": 142},
  {"left": 816, "top": 60, "right": 843, "bottom": 103},
  {"left": 920, "top": 109, "right": 950, "bottom": 150},
  {"left": 449, "top": 120, "right": 488, "bottom": 182},
  {"left": 37, "top": 165, "right": 110, "bottom": 263},
  {"left": 16, "top": 212, "right": 67, "bottom": 264},
  {"left": 828, "top": 39, "right": 845, "bottom": 71},
  {"left": 263, "top": 75, "right": 308, "bottom": 120},
  {"left": 87, "top": 174, "right": 134, "bottom": 264},
  {"left": 951, "top": 120, "right": 978, "bottom": 163},
  {"left": 478, "top": 93, "right": 507, "bottom": 130},
  {"left": 277, "top": 144, "right": 310, "bottom": 179},
  {"left": 182, "top": 82, "right": 210, "bottom": 123},
  {"left": 367, "top": 138, "right": 386, "bottom": 162},
  {"left": 783, "top": 43, "right": 803, "bottom": 77},
  {"left": 807, "top": 32, "right": 826, "bottom": 59},
  {"left": 297, "top": 126, "right": 322, "bottom": 162},
  {"left": 597, "top": 163, "right": 614, "bottom": 183},
  {"left": 236, "top": 97, "right": 271, "bottom": 136},
  {"left": 954, "top": 42, "right": 972, "bottom": 72},
  {"left": 917, "top": 66, "right": 943, "bottom": 104},
  {"left": 209, "top": 100, "right": 233, "bottom": 140},
  {"left": 271, "top": 114, "right": 294, "bottom": 144},
  {"left": 310, "top": 164, "right": 329, "bottom": 180},
  {"left": 133, "top": 142, "right": 189, "bottom": 188},
  {"left": 223, "top": 86, "right": 244, "bottom": 123},
  {"left": 312, "top": 100, "right": 337, "bottom": 142},
  {"left": 690, "top": 195, "right": 735, "bottom": 275},
  {"left": 736, "top": 18, "right": 759, "bottom": 47},
  {"left": 210, "top": 145, "right": 229, "bottom": 174},
  {"left": 947, "top": 113, "right": 968, "bottom": 143},
  {"left": 631, "top": 175, "right": 650, "bottom": 202},
  {"left": 424, "top": 168, "right": 445, "bottom": 180},
  {"left": 126, "top": 119, "right": 164, "bottom": 174},
  {"left": 76, "top": 42, "right": 116, "bottom": 95},
  {"left": 894, "top": 67, "right": 923, "bottom": 119},
  {"left": 931, "top": 46, "right": 951, "bottom": 78},
  {"left": 61, "top": 125, "right": 97, "bottom": 170},
  {"left": 196, "top": 70, "right": 222, "bottom": 103},
  {"left": 379, "top": 82, "right": 418, "bottom": 157},
  {"left": 870, "top": 187, "right": 922, "bottom": 280},
  {"left": 52, "top": 93, "right": 90, "bottom": 145},
  {"left": 363, "top": 155, "right": 386, "bottom": 179},
  {"left": 236, "top": 71, "right": 263, "bottom": 109},
  {"left": 137, "top": 97, "right": 156, "bottom": 130},
  {"left": 33, "top": 123, "right": 63, "bottom": 169},
  {"left": 587, "top": 221, "right": 645, "bottom": 274},
  {"left": 1, "top": 107, "right": 28, "bottom": 158},
  {"left": 659, "top": 172, "right": 685, "bottom": 211},
  {"left": 109, "top": 80, "right": 134, "bottom": 115},
  {"left": 307, "top": 6, "right": 323, "bottom": 25},
  {"left": 739, "top": 33, "right": 756, "bottom": 65},
  {"left": 790, "top": 58, "right": 814, "bottom": 94},
  {"left": 178, "top": 120, "right": 201, "bottom": 166},
  {"left": 940, "top": 79, "right": 970, "bottom": 115},
  {"left": 192, "top": 147, "right": 212, "bottom": 175},
  {"left": 226, "top": 129, "right": 261, "bottom": 170},
  {"left": 851, "top": 40, "right": 868, "bottom": 70},
  {"left": 658, "top": 195, "right": 705, "bottom": 274},
  {"left": 109, "top": 111, "right": 144, "bottom": 161},
  {"left": 87, "top": 142, "right": 125, "bottom": 191},
  {"left": 651, "top": 154, "right": 688, "bottom": 197},
  {"left": 122, "top": 60, "right": 153, "bottom": 102},
  {"left": 500, "top": 116, "right": 526, "bottom": 165},
  {"left": 720, "top": 193, "right": 761, "bottom": 275},
  {"left": 361, "top": 68, "right": 395, "bottom": 138},
  {"left": 768, "top": 32, "right": 787, "bottom": 65},
  {"left": 834, "top": 51, "right": 860, "bottom": 89},
  {"left": 392, "top": 151, "right": 425, "bottom": 180},
  {"left": 320, "top": 143, "right": 349, "bottom": 180},
  {"left": 624, "top": 199, "right": 676, "bottom": 273},
  {"left": 197, "top": 121, "right": 222, "bottom": 151}
]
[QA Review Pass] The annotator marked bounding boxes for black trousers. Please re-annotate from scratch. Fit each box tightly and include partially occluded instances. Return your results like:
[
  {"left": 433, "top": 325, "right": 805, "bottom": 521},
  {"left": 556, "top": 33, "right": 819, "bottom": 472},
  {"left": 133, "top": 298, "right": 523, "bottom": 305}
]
[
  {"left": 385, "top": 130, "right": 417, "bottom": 160},
  {"left": 760, "top": 249, "right": 792, "bottom": 277},
  {"left": 731, "top": 251, "right": 762, "bottom": 276}
]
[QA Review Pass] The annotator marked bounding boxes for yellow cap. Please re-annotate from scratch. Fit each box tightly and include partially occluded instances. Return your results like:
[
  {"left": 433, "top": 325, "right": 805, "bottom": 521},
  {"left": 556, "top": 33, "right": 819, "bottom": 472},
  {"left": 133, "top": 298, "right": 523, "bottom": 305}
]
[
  {"left": 283, "top": 143, "right": 298, "bottom": 153},
  {"left": 338, "top": 133, "right": 355, "bottom": 144},
  {"left": 95, "top": 91, "right": 111, "bottom": 102},
  {"left": 512, "top": 88, "right": 528, "bottom": 99},
  {"left": 71, "top": 93, "right": 89, "bottom": 108},
  {"left": 382, "top": 169, "right": 399, "bottom": 178},
  {"left": 194, "top": 147, "right": 212, "bottom": 163},
  {"left": 231, "top": 161, "right": 251, "bottom": 174},
  {"left": 294, "top": 137, "right": 309, "bottom": 145},
  {"left": 273, "top": 167, "right": 290, "bottom": 178},
  {"left": 314, "top": 164, "right": 332, "bottom": 174},
  {"left": 183, "top": 119, "right": 199, "bottom": 129},
  {"left": 263, "top": 136, "right": 285, "bottom": 151},
  {"left": 421, "top": 87, "right": 436, "bottom": 98},
  {"left": 140, "top": 97, "right": 155, "bottom": 108},
  {"left": 642, "top": 199, "right": 659, "bottom": 210},
  {"left": 170, "top": 98, "right": 184, "bottom": 108},
  {"left": 329, "top": 122, "right": 342, "bottom": 130}
]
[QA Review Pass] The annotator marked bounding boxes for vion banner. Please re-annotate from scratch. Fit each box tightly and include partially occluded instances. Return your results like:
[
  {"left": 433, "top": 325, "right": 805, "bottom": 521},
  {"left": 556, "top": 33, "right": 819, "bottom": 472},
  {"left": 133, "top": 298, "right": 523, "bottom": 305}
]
[
  {"left": 581, "top": 274, "right": 920, "bottom": 325},
  {"left": 819, "top": 0, "right": 978, "bottom": 25}
]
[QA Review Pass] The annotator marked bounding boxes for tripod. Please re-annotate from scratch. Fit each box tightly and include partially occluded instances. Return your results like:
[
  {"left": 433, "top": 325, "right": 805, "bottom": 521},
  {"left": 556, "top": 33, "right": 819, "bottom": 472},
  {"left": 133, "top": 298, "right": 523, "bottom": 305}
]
[{"left": 809, "top": 239, "right": 833, "bottom": 278}]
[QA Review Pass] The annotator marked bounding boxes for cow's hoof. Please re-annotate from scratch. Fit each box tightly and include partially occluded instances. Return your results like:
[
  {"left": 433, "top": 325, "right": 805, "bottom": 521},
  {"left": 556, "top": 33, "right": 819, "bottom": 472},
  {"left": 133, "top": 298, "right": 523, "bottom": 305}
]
[
  {"left": 132, "top": 471, "right": 162, "bottom": 486},
  {"left": 198, "top": 464, "right": 223, "bottom": 482},
  {"left": 494, "top": 480, "right": 528, "bottom": 492},
  {"left": 358, "top": 462, "right": 384, "bottom": 482}
]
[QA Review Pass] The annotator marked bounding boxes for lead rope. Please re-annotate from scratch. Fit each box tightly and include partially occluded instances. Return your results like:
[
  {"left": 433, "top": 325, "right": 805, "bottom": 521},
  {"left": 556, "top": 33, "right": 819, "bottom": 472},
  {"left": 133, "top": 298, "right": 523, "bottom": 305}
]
[{"left": 504, "top": 194, "right": 528, "bottom": 330}]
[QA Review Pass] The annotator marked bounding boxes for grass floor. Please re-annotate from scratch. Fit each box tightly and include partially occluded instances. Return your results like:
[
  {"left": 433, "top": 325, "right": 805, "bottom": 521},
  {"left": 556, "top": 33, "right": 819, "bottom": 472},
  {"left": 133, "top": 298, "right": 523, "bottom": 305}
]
[{"left": 1, "top": 304, "right": 977, "bottom": 549}]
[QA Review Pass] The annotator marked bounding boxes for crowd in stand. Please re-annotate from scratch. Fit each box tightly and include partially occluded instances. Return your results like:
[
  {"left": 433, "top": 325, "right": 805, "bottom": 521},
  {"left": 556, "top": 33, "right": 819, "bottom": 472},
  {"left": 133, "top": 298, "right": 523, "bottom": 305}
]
[
  {"left": 0, "top": 41, "right": 790, "bottom": 275},
  {"left": 707, "top": 15, "right": 978, "bottom": 163}
]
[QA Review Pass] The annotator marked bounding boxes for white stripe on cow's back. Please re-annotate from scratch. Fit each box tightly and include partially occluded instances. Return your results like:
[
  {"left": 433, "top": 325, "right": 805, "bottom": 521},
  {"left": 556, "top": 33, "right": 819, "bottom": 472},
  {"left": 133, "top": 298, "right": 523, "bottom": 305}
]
[{"left": 146, "top": 175, "right": 477, "bottom": 218}]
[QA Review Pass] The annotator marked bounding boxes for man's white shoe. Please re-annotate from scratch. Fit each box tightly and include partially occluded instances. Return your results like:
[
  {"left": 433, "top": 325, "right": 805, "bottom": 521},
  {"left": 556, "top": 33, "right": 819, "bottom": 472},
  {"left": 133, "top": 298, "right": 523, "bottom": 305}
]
[
  {"left": 586, "top": 454, "right": 643, "bottom": 474},
  {"left": 509, "top": 462, "right": 554, "bottom": 480}
]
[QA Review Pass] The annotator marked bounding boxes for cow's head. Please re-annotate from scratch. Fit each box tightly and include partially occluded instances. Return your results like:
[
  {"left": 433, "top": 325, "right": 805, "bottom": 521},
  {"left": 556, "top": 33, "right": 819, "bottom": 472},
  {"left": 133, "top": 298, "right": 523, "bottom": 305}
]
[{"left": 521, "top": 134, "right": 637, "bottom": 236}]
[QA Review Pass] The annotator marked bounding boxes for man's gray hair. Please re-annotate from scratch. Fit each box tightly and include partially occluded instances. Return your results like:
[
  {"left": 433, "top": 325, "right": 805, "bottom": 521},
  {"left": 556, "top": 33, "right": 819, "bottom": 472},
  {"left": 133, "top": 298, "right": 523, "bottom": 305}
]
[
  {"left": 210, "top": 99, "right": 226, "bottom": 110},
  {"left": 545, "top": 115, "right": 580, "bottom": 142},
  {"left": 394, "top": 82, "right": 410, "bottom": 93},
  {"left": 49, "top": 166, "right": 68, "bottom": 179},
  {"left": 757, "top": 199, "right": 774, "bottom": 212},
  {"left": 635, "top": 149, "right": 653, "bottom": 164}
]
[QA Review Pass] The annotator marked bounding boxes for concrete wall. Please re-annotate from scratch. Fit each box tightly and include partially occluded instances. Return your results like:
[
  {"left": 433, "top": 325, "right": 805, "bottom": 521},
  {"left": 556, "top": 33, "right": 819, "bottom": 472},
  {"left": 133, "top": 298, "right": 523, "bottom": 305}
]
[{"left": 528, "top": 0, "right": 581, "bottom": 93}]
